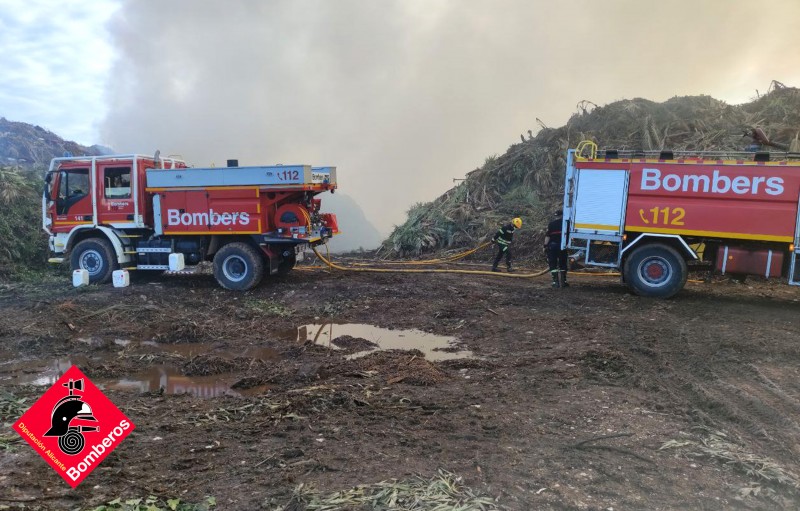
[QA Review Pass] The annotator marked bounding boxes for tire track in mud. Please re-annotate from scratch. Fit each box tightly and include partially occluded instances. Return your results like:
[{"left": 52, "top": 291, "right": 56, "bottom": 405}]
[
  {"left": 749, "top": 364, "right": 800, "bottom": 412},
  {"left": 611, "top": 294, "right": 800, "bottom": 466}
]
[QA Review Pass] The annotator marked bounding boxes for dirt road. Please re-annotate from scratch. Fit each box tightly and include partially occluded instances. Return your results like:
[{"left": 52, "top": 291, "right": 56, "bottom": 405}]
[{"left": 1, "top": 266, "right": 799, "bottom": 510}]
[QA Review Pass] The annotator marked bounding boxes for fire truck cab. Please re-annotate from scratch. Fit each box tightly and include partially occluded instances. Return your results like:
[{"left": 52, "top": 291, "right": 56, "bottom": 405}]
[
  {"left": 43, "top": 153, "right": 339, "bottom": 290},
  {"left": 562, "top": 142, "right": 800, "bottom": 297}
]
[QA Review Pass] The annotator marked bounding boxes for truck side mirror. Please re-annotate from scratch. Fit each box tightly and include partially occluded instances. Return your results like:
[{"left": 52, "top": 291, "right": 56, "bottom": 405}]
[{"left": 43, "top": 173, "right": 53, "bottom": 201}]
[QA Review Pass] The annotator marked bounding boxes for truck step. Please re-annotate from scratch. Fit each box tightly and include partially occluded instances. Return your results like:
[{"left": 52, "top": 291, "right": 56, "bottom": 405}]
[
  {"left": 136, "top": 247, "right": 172, "bottom": 253},
  {"left": 136, "top": 265, "right": 170, "bottom": 270},
  {"left": 166, "top": 268, "right": 199, "bottom": 276},
  {"left": 48, "top": 257, "right": 65, "bottom": 264}
]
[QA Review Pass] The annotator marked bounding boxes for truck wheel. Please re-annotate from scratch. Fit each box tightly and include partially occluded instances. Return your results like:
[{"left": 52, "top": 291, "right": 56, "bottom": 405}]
[
  {"left": 276, "top": 252, "right": 296, "bottom": 277},
  {"left": 71, "top": 238, "right": 118, "bottom": 284},
  {"left": 623, "top": 243, "right": 687, "bottom": 298},
  {"left": 213, "top": 242, "right": 265, "bottom": 291}
]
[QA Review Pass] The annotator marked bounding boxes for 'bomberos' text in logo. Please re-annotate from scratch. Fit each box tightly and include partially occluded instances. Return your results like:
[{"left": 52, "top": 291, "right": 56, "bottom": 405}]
[{"left": 13, "top": 366, "right": 135, "bottom": 488}]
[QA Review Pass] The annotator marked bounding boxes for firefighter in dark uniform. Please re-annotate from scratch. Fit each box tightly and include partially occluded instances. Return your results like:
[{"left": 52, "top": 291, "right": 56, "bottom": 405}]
[
  {"left": 492, "top": 217, "right": 522, "bottom": 272},
  {"left": 544, "top": 210, "right": 568, "bottom": 287}
]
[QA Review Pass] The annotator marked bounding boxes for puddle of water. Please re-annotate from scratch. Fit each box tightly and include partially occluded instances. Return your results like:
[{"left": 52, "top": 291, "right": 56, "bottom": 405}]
[
  {"left": 0, "top": 359, "right": 268, "bottom": 398},
  {"left": 1, "top": 325, "right": 470, "bottom": 393},
  {"left": 0, "top": 357, "right": 90, "bottom": 386},
  {"left": 0, "top": 340, "right": 277, "bottom": 398},
  {"left": 99, "top": 366, "right": 269, "bottom": 398},
  {"left": 294, "top": 323, "right": 473, "bottom": 361}
]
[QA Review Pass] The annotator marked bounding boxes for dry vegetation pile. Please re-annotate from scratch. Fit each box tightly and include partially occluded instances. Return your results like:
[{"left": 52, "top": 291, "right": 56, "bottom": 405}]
[
  {"left": 0, "top": 165, "right": 48, "bottom": 273},
  {"left": 382, "top": 81, "right": 800, "bottom": 258},
  {"left": 0, "top": 118, "right": 104, "bottom": 276}
]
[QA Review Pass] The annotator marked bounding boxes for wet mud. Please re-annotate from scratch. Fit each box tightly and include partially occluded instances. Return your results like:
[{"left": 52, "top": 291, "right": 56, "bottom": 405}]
[{"left": 0, "top": 269, "right": 799, "bottom": 509}]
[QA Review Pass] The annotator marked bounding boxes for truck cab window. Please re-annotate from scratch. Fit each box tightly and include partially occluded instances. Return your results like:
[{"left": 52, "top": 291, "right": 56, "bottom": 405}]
[
  {"left": 56, "top": 168, "right": 90, "bottom": 215},
  {"left": 104, "top": 167, "right": 131, "bottom": 199}
]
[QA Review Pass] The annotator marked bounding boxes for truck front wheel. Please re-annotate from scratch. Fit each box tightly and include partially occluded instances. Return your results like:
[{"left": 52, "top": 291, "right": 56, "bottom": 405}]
[
  {"left": 623, "top": 243, "right": 687, "bottom": 298},
  {"left": 213, "top": 242, "right": 265, "bottom": 291},
  {"left": 71, "top": 238, "right": 118, "bottom": 284}
]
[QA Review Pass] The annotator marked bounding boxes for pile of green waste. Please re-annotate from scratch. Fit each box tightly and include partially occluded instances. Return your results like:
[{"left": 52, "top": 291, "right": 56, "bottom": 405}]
[{"left": 381, "top": 81, "right": 800, "bottom": 258}]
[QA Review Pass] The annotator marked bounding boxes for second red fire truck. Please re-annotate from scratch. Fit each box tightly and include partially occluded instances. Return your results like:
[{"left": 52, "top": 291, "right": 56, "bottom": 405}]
[
  {"left": 562, "top": 141, "right": 800, "bottom": 297},
  {"left": 43, "top": 153, "right": 339, "bottom": 290}
]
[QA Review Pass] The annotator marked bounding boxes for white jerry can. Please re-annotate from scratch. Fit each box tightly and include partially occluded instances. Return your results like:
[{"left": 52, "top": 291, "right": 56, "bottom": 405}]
[
  {"left": 112, "top": 269, "right": 130, "bottom": 288},
  {"left": 168, "top": 253, "right": 185, "bottom": 271},
  {"left": 72, "top": 269, "right": 89, "bottom": 287}
]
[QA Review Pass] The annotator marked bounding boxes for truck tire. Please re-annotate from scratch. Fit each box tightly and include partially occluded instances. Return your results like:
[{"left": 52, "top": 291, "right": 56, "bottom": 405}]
[
  {"left": 213, "top": 242, "right": 265, "bottom": 291},
  {"left": 623, "top": 243, "right": 687, "bottom": 298},
  {"left": 71, "top": 238, "right": 118, "bottom": 284}
]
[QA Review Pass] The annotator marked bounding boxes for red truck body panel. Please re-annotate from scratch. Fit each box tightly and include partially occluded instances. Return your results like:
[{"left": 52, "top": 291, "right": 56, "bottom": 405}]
[
  {"left": 159, "top": 187, "right": 262, "bottom": 235},
  {"left": 574, "top": 159, "right": 800, "bottom": 243},
  {"left": 715, "top": 246, "right": 784, "bottom": 277}
]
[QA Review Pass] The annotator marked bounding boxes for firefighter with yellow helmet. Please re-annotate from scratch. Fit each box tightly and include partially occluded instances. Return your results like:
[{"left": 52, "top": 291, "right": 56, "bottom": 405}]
[{"left": 491, "top": 217, "right": 522, "bottom": 272}]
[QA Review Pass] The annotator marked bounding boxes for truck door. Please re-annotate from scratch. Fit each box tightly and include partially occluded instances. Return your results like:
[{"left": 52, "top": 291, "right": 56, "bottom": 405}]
[
  {"left": 562, "top": 150, "right": 629, "bottom": 267},
  {"left": 571, "top": 167, "right": 629, "bottom": 235},
  {"left": 52, "top": 166, "right": 93, "bottom": 230},
  {"left": 97, "top": 162, "right": 135, "bottom": 225}
]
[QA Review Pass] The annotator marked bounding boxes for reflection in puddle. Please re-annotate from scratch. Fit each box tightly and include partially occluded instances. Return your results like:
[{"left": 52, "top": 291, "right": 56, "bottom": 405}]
[
  {"left": 1, "top": 359, "right": 269, "bottom": 398},
  {"left": 0, "top": 357, "right": 88, "bottom": 387},
  {"left": 101, "top": 367, "right": 269, "bottom": 398},
  {"left": 295, "top": 323, "right": 473, "bottom": 361},
  {"left": 122, "top": 340, "right": 280, "bottom": 361}
]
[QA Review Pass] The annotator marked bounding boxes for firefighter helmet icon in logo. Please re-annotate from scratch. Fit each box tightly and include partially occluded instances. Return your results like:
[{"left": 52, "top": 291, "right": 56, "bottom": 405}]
[
  {"left": 43, "top": 378, "right": 99, "bottom": 456},
  {"left": 13, "top": 366, "right": 135, "bottom": 488}
]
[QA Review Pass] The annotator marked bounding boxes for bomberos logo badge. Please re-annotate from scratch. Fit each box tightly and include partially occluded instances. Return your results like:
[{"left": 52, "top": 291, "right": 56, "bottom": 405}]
[{"left": 12, "top": 366, "right": 135, "bottom": 488}]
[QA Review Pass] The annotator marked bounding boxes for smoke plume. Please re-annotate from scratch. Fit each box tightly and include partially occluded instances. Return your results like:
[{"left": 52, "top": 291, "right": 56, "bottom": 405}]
[{"left": 102, "top": 0, "right": 800, "bottom": 240}]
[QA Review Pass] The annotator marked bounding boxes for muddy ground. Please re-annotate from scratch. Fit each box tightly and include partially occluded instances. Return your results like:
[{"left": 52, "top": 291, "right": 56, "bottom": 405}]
[{"left": 1, "top": 261, "right": 799, "bottom": 510}]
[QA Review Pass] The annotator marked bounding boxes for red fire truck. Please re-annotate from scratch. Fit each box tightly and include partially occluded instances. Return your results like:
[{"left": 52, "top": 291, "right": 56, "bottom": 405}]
[
  {"left": 43, "top": 153, "right": 339, "bottom": 290},
  {"left": 562, "top": 142, "right": 800, "bottom": 297}
]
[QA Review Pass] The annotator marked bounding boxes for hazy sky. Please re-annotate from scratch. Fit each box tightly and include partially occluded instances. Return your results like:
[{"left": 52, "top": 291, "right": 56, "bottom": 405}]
[
  {"left": 3, "top": 0, "right": 800, "bottom": 234},
  {"left": 0, "top": 0, "right": 117, "bottom": 143}
]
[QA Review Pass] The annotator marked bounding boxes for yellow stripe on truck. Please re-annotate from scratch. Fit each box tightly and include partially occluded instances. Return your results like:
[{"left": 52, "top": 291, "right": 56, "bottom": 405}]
[
  {"left": 574, "top": 223, "right": 619, "bottom": 231},
  {"left": 625, "top": 225, "right": 793, "bottom": 242}
]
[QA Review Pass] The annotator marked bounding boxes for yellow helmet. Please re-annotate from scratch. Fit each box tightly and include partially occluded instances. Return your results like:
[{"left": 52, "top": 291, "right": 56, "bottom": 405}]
[{"left": 512, "top": 217, "right": 522, "bottom": 228}]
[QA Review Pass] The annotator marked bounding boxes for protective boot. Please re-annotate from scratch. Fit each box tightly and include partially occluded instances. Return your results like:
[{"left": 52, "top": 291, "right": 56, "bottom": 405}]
[
  {"left": 560, "top": 271, "right": 569, "bottom": 288},
  {"left": 491, "top": 265, "right": 499, "bottom": 272},
  {"left": 506, "top": 264, "right": 514, "bottom": 273},
  {"left": 551, "top": 271, "right": 560, "bottom": 288}
]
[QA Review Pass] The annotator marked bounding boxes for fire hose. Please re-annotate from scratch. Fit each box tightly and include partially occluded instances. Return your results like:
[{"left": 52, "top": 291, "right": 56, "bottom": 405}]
[{"left": 310, "top": 243, "right": 621, "bottom": 279}]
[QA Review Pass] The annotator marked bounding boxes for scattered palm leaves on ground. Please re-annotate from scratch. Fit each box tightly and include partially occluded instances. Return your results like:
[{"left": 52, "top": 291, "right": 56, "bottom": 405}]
[
  {"left": 177, "top": 397, "right": 300, "bottom": 427},
  {"left": 383, "top": 81, "right": 800, "bottom": 257},
  {"left": 0, "top": 391, "right": 26, "bottom": 450},
  {"left": 277, "top": 470, "right": 501, "bottom": 510},
  {"left": 660, "top": 426, "right": 800, "bottom": 495},
  {"left": 245, "top": 298, "right": 294, "bottom": 317},
  {"left": 0, "top": 390, "right": 27, "bottom": 424},
  {"left": 80, "top": 495, "right": 216, "bottom": 511}
]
